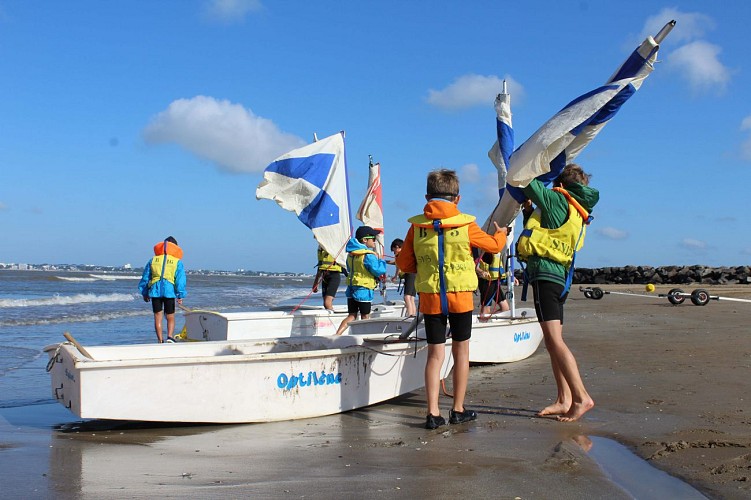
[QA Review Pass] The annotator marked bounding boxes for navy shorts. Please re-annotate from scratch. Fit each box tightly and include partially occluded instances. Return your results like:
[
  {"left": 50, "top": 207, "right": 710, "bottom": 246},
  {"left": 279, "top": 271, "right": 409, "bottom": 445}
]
[
  {"left": 151, "top": 297, "right": 176, "bottom": 315},
  {"left": 401, "top": 273, "right": 416, "bottom": 297},
  {"left": 531, "top": 280, "right": 568, "bottom": 323},
  {"left": 423, "top": 311, "right": 473, "bottom": 344},
  {"left": 478, "top": 278, "right": 506, "bottom": 306},
  {"left": 347, "top": 298, "right": 372, "bottom": 317},
  {"left": 322, "top": 271, "right": 341, "bottom": 298}
]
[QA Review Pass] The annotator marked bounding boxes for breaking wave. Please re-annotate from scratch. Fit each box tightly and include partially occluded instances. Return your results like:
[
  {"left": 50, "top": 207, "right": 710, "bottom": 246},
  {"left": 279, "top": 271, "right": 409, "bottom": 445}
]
[{"left": 0, "top": 293, "right": 138, "bottom": 309}]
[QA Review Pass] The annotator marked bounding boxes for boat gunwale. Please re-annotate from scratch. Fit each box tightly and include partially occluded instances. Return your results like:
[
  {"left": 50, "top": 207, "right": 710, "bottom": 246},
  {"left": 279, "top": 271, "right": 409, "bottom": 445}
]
[{"left": 43, "top": 334, "right": 433, "bottom": 370}]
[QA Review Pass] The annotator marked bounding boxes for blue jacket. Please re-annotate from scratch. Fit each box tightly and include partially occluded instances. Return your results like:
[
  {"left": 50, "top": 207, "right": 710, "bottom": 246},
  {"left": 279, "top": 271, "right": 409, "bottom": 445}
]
[
  {"left": 138, "top": 259, "right": 187, "bottom": 299},
  {"left": 344, "top": 237, "right": 387, "bottom": 302}
]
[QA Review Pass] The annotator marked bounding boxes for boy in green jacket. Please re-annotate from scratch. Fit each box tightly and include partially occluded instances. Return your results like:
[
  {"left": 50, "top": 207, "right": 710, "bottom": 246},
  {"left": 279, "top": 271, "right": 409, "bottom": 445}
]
[{"left": 519, "top": 163, "right": 599, "bottom": 422}]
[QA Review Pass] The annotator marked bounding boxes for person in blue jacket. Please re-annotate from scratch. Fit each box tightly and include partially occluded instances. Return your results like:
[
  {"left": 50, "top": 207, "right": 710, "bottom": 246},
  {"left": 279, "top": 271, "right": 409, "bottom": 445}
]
[
  {"left": 334, "top": 226, "right": 387, "bottom": 335},
  {"left": 138, "top": 236, "right": 187, "bottom": 343}
]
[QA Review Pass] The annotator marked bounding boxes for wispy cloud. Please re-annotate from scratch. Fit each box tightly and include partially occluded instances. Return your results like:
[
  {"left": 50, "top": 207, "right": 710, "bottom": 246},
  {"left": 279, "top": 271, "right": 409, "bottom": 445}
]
[
  {"left": 427, "top": 74, "right": 524, "bottom": 110},
  {"left": 459, "top": 163, "right": 480, "bottom": 184},
  {"left": 143, "top": 96, "right": 305, "bottom": 173},
  {"left": 680, "top": 238, "right": 708, "bottom": 251},
  {"left": 596, "top": 227, "right": 628, "bottom": 240},
  {"left": 637, "top": 8, "right": 731, "bottom": 94},
  {"left": 203, "top": 0, "right": 263, "bottom": 23},
  {"left": 638, "top": 8, "right": 715, "bottom": 44},
  {"left": 741, "top": 115, "right": 751, "bottom": 162}
]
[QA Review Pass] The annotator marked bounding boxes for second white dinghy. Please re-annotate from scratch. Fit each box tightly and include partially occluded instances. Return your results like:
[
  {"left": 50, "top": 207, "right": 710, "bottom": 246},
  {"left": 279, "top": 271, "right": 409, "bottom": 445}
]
[{"left": 348, "top": 307, "right": 543, "bottom": 364}]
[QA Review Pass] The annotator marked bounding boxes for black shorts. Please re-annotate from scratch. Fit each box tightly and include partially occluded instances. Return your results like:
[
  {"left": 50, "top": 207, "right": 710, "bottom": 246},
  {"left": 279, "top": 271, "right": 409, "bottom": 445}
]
[
  {"left": 401, "top": 273, "right": 416, "bottom": 297},
  {"left": 531, "top": 280, "right": 568, "bottom": 323},
  {"left": 321, "top": 271, "right": 341, "bottom": 298},
  {"left": 478, "top": 278, "right": 506, "bottom": 306},
  {"left": 347, "top": 298, "right": 372, "bottom": 317},
  {"left": 423, "top": 311, "right": 473, "bottom": 344},
  {"left": 151, "top": 297, "right": 176, "bottom": 315}
]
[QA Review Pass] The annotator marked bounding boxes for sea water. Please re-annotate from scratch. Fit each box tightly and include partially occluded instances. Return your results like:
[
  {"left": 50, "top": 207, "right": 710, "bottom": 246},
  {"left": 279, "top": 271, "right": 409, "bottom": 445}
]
[{"left": 0, "top": 270, "right": 313, "bottom": 408}]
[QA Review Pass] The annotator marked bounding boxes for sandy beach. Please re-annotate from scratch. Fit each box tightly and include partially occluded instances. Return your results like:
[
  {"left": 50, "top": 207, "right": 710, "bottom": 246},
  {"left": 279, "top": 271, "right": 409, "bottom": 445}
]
[{"left": 1, "top": 284, "right": 749, "bottom": 499}]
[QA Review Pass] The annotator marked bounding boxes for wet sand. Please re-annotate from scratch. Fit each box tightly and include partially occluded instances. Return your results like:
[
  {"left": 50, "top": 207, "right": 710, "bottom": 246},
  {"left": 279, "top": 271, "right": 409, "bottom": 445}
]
[{"left": 1, "top": 284, "right": 749, "bottom": 499}]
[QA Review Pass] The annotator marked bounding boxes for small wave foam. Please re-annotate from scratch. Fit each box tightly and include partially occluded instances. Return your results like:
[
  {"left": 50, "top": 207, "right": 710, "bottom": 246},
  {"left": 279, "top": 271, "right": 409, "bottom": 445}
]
[
  {"left": 55, "top": 276, "right": 98, "bottom": 282},
  {"left": 0, "top": 292, "right": 139, "bottom": 309},
  {"left": 89, "top": 274, "right": 141, "bottom": 280},
  {"left": 0, "top": 310, "right": 147, "bottom": 327}
]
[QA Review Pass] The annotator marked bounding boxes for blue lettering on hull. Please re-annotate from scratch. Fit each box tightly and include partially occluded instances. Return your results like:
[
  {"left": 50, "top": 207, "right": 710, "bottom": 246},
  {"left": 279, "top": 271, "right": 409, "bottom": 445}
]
[
  {"left": 513, "top": 331, "right": 531, "bottom": 343},
  {"left": 277, "top": 370, "right": 342, "bottom": 390}
]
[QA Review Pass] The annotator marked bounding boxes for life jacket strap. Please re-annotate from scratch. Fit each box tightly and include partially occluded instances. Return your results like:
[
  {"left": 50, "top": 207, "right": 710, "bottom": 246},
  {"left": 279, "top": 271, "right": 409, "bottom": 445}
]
[
  {"left": 159, "top": 239, "right": 169, "bottom": 290},
  {"left": 433, "top": 219, "right": 449, "bottom": 316}
]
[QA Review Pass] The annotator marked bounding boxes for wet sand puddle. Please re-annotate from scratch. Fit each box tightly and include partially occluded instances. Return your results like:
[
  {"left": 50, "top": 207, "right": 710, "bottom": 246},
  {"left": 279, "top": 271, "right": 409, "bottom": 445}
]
[{"left": 587, "top": 436, "right": 707, "bottom": 499}]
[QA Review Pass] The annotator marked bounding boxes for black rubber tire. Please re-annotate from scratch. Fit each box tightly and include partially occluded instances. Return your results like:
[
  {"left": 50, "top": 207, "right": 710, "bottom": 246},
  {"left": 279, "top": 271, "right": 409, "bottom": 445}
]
[
  {"left": 668, "top": 288, "right": 685, "bottom": 305},
  {"left": 583, "top": 290, "right": 593, "bottom": 299},
  {"left": 691, "top": 288, "right": 710, "bottom": 306},
  {"left": 591, "top": 287, "right": 604, "bottom": 300}
]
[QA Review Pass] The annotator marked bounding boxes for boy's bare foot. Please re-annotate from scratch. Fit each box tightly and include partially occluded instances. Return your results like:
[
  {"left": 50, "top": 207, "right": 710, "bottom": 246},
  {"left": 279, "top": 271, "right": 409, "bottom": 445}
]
[
  {"left": 557, "top": 399, "right": 594, "bottom": 422},
  {"left": 537, "top": 402, "right": 569, "bottom": 416}
]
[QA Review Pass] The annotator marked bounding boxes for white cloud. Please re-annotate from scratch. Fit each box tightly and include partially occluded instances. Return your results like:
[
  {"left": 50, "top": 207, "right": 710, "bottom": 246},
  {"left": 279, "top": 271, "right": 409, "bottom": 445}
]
[
  {"left": 680, "top": 238, "right": 707, "bottom": 250},
  {"left": 203, "top": 0, "right": 263, "bottom": 23},
  {"left": 596, "top": 227, "right": 628, "bottom": 240},
  {"left": 427, "top": 74, "right": 524, "bottom": 110},
  {"left": 638, "top": 8, "right": 714, "bottom": 45},
  {"left": 143, "top": 96, "right": 305, "bottom": 173},
  {"left": 666, "top": 40, "right": 730, "bottom": 93},
  {"left": 459, "top": 163, "right": 480, "bottom": 183}
]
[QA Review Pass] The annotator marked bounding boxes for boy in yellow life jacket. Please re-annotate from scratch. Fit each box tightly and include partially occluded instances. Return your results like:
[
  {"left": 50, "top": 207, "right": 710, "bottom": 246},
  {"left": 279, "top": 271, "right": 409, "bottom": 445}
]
[
  {"left": 396, "top": 169, "right": 508, "bottom": 429},
  {"left": 388, "top": 238, "right": 417, "bottom": 317},
  {"left": 334, "top": 226, "right": 387, "bottom": 335},
  {"left": 519, "top": 163, "right": 599, "bottom": 422},
  {"left": 476, "top": 251, "right": 511, "bottom": 316},
  {"left": 312, "top": 246, "right": 343, "bottom": 310},
  {"left": 137, "top": 236, "right": 187, "bottom": 343}
]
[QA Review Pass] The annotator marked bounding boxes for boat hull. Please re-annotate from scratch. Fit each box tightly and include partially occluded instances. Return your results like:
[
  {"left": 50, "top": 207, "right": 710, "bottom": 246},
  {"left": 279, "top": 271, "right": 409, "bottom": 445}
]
[
  {"left": 347, "top": 308, "right": 543, "bottom": 364},
  {"left": 183, "top": 304, "right": 402, "bottom": 341},
  {"left": 44, "top": 334, "right": 451, "bottom": 424}
]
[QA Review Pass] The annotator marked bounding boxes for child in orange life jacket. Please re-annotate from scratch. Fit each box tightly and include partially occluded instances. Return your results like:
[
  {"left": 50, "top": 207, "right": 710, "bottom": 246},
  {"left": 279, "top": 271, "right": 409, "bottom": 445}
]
[
  {"left": 138, "top": 236, "right": 187, "bottom": 343},
  {"left": 334, "top": 226, "right": 387, "bottom": 335},
  {"left": 396, "top": 169, "right": 509, "bottom": 429}
]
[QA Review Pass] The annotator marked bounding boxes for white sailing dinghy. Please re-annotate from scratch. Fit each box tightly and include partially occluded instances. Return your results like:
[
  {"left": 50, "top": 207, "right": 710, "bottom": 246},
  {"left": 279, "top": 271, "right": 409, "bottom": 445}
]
[
  {"left": 185, "top": 147, "right": 543, "bottom": 363},
  {"left": 44, "top": 332, "right": 453, "bottom": 423}
]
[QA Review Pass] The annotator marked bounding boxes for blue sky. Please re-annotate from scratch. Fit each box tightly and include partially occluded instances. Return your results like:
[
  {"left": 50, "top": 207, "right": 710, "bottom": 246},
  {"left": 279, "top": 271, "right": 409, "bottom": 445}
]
[{"left": 1, "top": 1, "right": 749, "bottom": 273}]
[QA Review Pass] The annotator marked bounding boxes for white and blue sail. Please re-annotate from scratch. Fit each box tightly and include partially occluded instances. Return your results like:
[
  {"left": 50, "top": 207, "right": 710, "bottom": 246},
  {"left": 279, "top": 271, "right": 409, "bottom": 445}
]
[
  {"left": 488, "top": 20, "right": 676, "bottom": 228},
  {"left": 256, "top": 131, "right": 352, "bottom": 267},
  {"left": 483, "top": 81, "right": 519, "bottom": 315}
]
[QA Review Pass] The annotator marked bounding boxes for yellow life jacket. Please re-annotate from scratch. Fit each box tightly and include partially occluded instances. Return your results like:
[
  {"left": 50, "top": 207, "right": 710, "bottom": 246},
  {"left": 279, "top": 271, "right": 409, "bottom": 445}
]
[
  {"left": 408, "top": 213, "right": 478, "bottom": 295},
  {"left": 148, "top": 241, "right": 183, "bottom": 287},
  {"left": 317, "top": 248, "right": 342, "bottom": 272},
  {"left": 347, "top": 249, "right": 377, "bottom": 289},
  {"left": 478, "top": 253, "right": 503, "bottom": 280},
  {"left": 516, "top": 187, "right": 590, "bottom": 267}
]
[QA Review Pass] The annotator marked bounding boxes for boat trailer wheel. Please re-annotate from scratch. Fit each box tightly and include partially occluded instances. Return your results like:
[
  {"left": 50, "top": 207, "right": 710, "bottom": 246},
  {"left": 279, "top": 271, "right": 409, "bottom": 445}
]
[
  {"left": 583, "top": 290, "right": 593, "bottom": 299},
  {"left": 667, "top": 288, "right": 685, "bottom": 305},
  {"left": 591, "top": 287, "right": 604, "bottom": 300},
  {"left": 690, "top": 288, "right": 710, "bottom": 306}
]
